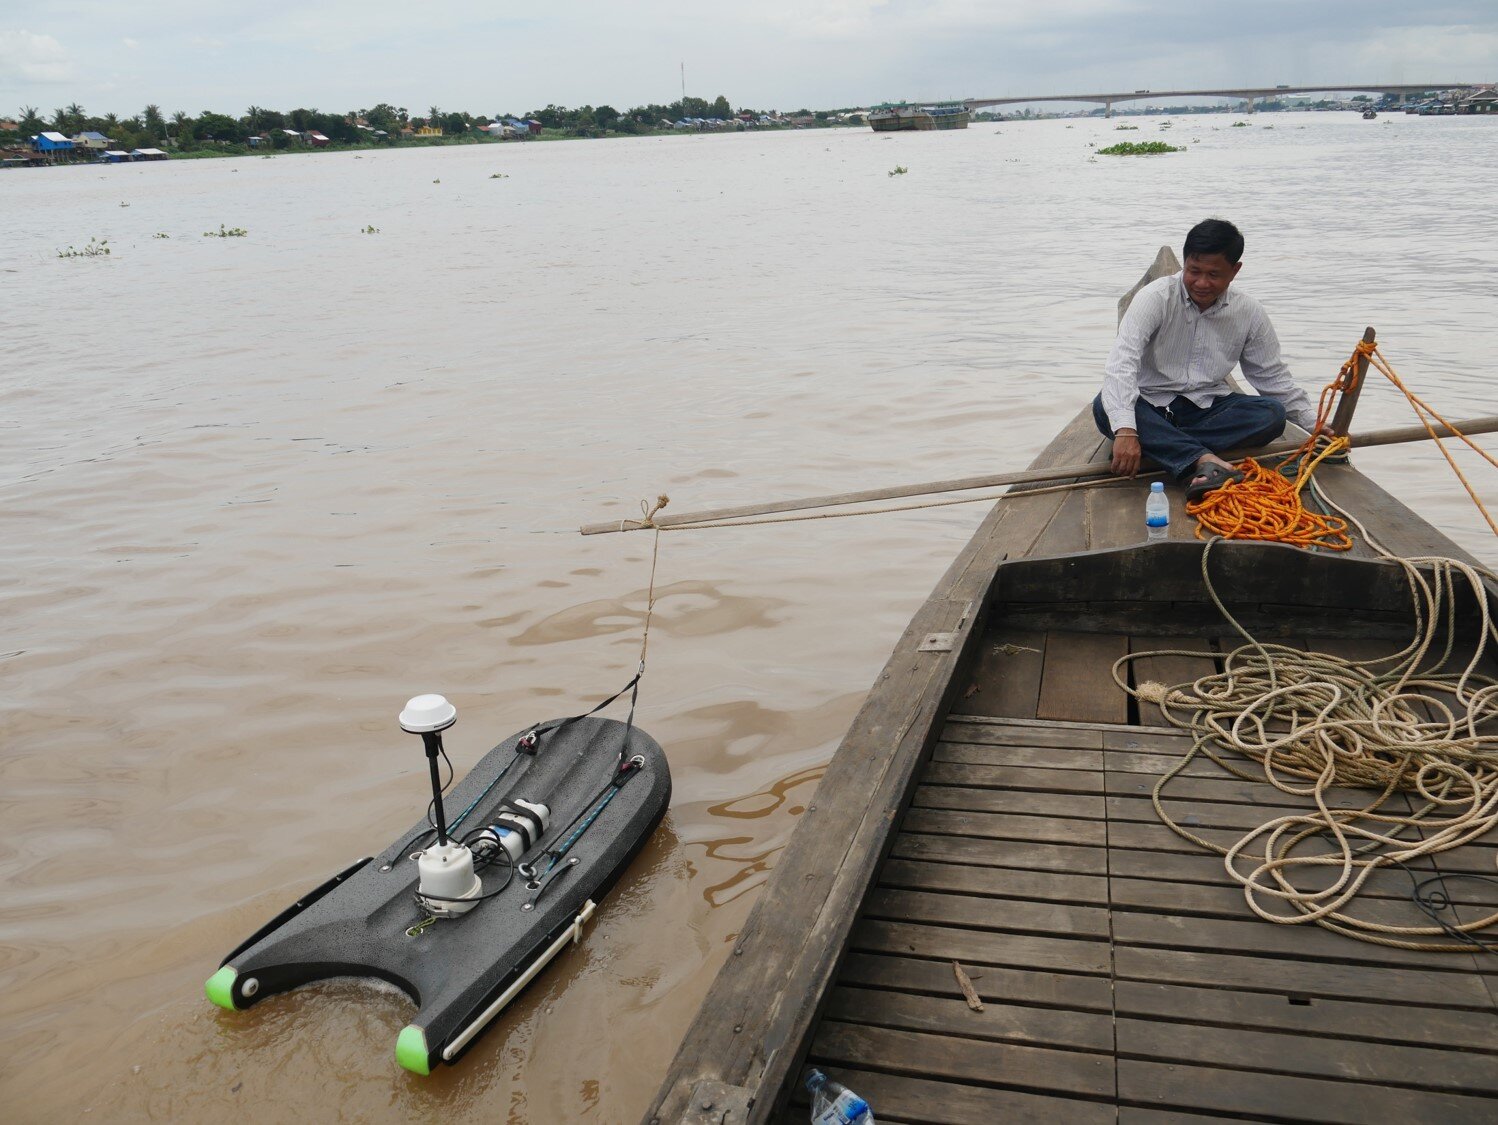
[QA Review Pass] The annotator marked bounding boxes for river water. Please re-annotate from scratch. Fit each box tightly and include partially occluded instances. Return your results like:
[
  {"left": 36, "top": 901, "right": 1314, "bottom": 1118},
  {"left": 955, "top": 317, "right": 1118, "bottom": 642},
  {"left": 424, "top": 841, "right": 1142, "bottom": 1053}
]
[{"left": 3, "top": 112, "right": 1496, "bottom": 1123}]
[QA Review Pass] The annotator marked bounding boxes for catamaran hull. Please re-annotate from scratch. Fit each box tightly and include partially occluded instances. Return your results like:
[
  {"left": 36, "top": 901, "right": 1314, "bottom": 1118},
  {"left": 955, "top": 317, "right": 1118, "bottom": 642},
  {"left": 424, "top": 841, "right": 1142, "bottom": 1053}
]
[{"left": 205, "top": 716, "right": 670, "bottom": 1074}]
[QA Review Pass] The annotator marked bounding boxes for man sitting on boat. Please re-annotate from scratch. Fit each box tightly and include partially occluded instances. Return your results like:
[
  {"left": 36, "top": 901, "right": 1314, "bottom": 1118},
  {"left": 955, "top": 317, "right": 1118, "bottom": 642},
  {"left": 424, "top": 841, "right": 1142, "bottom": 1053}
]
[{"left": 1093, "top": 218, "right": 1318, "bottom": 500}]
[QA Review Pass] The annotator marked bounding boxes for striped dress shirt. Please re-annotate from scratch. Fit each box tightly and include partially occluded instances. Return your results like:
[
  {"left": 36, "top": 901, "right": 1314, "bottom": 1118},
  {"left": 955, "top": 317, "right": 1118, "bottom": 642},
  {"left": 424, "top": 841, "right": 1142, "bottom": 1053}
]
[{"left": 1101, "top": 274, "right": 1316, "bottom": 434}]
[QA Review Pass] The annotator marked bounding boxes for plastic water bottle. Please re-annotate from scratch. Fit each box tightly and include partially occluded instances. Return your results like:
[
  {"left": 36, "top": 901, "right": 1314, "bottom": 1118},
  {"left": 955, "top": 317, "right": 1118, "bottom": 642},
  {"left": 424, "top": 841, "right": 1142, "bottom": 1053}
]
[
  {"left": 805, "top": 1068, "right": 875, "bottom": 1124},
  {"left": 1145, "top": 480, "right": 1169, "bottom": 541}
]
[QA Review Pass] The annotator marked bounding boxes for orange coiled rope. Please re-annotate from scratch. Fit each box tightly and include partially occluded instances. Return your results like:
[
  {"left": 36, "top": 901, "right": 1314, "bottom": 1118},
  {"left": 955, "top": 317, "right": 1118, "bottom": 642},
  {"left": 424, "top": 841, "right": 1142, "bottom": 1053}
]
[
  {"left": 1186, "top": 449, "right": 1352, "bottom": 549},
  {"left": 1187, "top": 337, "right": 1497, "bottom": 548}
]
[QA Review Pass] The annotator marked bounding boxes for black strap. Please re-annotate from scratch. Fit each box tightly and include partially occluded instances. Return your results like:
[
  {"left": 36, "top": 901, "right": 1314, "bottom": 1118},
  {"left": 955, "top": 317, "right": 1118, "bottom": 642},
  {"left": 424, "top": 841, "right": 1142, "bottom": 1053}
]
[{"left": 525, "top": 672, "right": 641, "bottom": 752}]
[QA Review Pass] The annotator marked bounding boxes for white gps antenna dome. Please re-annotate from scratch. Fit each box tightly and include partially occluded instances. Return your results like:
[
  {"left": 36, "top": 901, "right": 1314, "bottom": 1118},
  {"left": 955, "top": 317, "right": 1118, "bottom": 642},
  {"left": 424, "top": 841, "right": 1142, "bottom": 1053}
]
[{"left": 400, "top": 694, "right": 457, "bottom": 734}]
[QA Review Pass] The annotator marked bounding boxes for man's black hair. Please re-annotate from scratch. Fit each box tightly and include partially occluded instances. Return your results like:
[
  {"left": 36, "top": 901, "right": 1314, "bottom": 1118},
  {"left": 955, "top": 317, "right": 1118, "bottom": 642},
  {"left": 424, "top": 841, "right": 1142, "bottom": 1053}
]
[{"left": 1183, "top": 219, "right": 1245, "bottom": 264}]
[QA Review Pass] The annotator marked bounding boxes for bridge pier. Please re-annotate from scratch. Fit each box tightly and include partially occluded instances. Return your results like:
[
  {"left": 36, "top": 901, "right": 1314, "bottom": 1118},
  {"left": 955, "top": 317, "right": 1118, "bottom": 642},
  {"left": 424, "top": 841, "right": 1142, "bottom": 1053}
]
[{"left": 1104, "top": 100, "right": 1113, "bottom": 118}]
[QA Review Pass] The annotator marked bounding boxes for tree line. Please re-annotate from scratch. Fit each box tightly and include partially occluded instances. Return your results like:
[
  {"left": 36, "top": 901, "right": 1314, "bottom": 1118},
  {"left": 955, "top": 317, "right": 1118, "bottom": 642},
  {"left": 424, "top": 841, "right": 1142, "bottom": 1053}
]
[{"left": 10, "top": 94, "right": 798, "bottom": 154}]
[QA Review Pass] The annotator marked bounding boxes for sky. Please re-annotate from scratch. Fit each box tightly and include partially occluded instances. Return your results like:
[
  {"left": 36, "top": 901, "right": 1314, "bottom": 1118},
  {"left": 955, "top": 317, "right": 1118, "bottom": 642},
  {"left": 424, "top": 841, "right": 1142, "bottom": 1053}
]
[{"left": 2, "top": 1, "right": 1495, "bottom": 120}]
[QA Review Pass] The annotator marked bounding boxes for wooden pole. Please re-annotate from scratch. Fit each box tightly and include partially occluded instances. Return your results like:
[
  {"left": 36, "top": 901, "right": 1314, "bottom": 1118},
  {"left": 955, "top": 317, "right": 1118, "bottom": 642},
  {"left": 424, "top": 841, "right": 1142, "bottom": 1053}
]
[
  {"left": 1328, "top": 327, "right": 1376, "bottom": 437},
  {"left": 579, "top": 413, "right": 1498, "bottom": 535}
]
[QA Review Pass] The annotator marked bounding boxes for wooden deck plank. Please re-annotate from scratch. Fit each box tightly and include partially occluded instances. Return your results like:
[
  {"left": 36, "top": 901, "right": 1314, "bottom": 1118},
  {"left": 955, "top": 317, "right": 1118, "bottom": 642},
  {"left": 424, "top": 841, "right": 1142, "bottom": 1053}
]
[
  {"left": 837, "top": 951, "right": 1113, "bottom": 1012},
  {"left": 1037, "top": 631, "right": 1131, "bottom": 724},
  {"left": 1028, "top": 487, "right": 1093, "bottom": 557},
  {"left": 810, "top": 1022, "right": 1116, "bottom": 1099},
  {"left": 864, "top": 887, "right": 1111, "bottom": 940},
  {"left": 892, "top": 833, "right": 1108, "bottom": 876},
  {"left": 1105, "top": 792, "right": 1419, "bottom": 830},
  {"left": 924, "top": 760, "right": 1105, "bottom": 795},
  {"left": 933, "top": 741, "right": 1106, "bottom": 771},
  {"left": 851, "top": 919, "right": 1111, "bottom": 975},
  {"left": 1117, "top": 1015, "right": 1498, "bottom": 1092},
  {"left": 1112, "top": 908, "right": 1491, "bottom": 972},
  {"left": 1117, "top": 1057, "right": 1498, "bottom": 1123},
  {"left": 947, "top": 627, "right": 1047, "bottom": 721},
  {"left": 901, "top": 807, "right": 1108, "bottom": 847},
  {"left": 879, "top": 856, "right": 1110, "bottom": 906},
  {"left": 1126, "top": 635, "right": 1219, "bottom": 727},
  {"left": 824, "top": 984, "right": 1116, "bottom": 1053},
  {"left": 1110, "top": 872, "right": 1457, "bottom": 928},
  {"left": 1086, "top": 475, "right": 1147, "bottom": 549},
  {"left": 913, "top": 782, "right": 1105, "bottom": 821},
  {"left": 1114, "top": 978, "right": 1498, "bottom": 1051},
  {"left": 1104, "top": 768, "right": 1388, "bottom": 807},
  {"left": 1106, "top": 845, "right": 1431, "bottom": 900},
  {"left": 939, "top": 720, "right": 1104, "bottom": 750},
  {"left": 1113, "top": 945, "right": 1493, "bottom": 1008},
  {"left": 785, "top": 1066, "right": 1117, "bottom": 1125}
]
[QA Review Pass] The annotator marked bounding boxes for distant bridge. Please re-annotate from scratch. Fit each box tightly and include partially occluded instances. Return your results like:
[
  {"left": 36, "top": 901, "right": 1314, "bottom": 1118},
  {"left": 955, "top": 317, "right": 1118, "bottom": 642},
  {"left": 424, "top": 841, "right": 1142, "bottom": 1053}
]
[{"left": 955, "top": 83, "right": 1483, "bottom": 115}]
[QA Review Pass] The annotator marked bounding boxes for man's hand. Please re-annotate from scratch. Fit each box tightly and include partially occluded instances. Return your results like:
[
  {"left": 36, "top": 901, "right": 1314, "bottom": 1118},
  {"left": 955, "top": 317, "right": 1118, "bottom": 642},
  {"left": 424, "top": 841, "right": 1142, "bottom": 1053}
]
[{"left": 1110, "top": 429, "right": 1142, "bottom": 477}]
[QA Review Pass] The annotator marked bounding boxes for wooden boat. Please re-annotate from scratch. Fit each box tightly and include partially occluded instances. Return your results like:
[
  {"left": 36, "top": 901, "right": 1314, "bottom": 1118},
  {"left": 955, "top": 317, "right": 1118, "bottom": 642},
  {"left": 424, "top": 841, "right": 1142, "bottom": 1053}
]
[
  {"left": 645, "top": 250, "right": 1498, "bottom": 1122},
  {"left": 868, "top": 104, "right": 971, "bottom": 132}
]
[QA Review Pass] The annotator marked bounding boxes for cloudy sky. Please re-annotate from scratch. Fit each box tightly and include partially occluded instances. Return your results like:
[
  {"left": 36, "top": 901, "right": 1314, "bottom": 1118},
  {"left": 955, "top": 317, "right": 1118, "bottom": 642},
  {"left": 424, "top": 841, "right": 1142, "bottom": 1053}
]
[{"left": 2, "top": 1, "right": 1495, "bottom": 119}]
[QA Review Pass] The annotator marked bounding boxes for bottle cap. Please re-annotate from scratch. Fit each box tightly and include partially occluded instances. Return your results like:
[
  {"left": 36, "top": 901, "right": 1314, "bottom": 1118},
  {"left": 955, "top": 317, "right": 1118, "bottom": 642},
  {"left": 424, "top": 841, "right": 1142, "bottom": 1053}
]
[{"left": 1150, "top": 481, "right": 1165, "bottom": 492}]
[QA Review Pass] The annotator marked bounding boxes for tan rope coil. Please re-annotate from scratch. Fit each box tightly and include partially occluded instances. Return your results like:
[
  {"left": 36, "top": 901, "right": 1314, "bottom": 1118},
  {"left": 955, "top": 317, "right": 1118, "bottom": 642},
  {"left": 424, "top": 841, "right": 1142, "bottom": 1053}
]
[{"left": 1115, "top": 538, "right": 1498, "bottom": 951}]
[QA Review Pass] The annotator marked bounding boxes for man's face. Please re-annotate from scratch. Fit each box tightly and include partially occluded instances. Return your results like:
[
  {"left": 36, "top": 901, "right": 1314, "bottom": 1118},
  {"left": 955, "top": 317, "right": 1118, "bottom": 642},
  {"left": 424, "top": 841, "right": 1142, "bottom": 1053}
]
[{"left": 1183, "top": 253, "right": 1243, "bottom": 310}]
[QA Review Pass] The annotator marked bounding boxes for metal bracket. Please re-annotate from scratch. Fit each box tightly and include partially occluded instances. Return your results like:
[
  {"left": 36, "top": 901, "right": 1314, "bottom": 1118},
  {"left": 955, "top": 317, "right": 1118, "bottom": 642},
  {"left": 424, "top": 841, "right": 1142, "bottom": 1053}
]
[
  {"left": 918, "top": 632, "right": 956, "bottom": 652},
  {"left": 676, "top": 1080, "right": 752, "bottom": 1124}
]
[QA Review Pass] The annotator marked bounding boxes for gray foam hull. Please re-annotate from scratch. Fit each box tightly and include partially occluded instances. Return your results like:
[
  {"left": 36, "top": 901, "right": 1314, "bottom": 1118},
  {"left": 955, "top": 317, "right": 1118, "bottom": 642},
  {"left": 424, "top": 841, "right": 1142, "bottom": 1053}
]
[{"left": 208, "top": 716, "right": 671, "bottom": 1072}]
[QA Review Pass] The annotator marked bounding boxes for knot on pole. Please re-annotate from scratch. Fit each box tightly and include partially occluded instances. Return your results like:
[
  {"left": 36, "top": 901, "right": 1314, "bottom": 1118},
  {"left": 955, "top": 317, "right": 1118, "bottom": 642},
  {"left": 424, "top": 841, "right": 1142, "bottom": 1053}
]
[{"left": 617, "top": 494, "right": 670, "bottom": 533}]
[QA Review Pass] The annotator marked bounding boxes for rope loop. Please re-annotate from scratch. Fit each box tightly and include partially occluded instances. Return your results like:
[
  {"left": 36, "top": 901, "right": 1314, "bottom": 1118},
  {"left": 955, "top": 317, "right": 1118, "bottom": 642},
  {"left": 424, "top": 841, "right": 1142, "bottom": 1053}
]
[{"left": 1116, "top": 538, "right": 1498, "bottom": 952}]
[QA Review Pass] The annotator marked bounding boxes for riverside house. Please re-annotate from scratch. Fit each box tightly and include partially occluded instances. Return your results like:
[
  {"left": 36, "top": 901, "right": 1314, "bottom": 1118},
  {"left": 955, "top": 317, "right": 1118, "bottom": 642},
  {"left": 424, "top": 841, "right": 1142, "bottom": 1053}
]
[
  {"left": 1459, "top": 87, "right": 1498, "bottom": 114},
  {"left": 31, "top": 131, "right": 75, "bottom": 159}
]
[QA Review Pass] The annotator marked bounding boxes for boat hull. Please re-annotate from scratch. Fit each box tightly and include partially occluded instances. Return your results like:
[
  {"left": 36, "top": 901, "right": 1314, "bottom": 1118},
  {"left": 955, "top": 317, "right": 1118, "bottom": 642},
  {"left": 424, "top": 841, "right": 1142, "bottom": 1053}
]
[
  {"left": 868, "top": 107, "right": 970, "bottom": 131},
  {"left": 206, "top": 715, "right": 670, "bottom": 1073}
]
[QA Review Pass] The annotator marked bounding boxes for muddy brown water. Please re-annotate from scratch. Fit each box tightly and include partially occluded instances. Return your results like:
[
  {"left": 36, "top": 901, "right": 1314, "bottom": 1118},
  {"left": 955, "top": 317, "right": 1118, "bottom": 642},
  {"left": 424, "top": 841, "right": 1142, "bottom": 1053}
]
[{"left": 3, "top": 114, "right": 1496, "bottom": 1123}]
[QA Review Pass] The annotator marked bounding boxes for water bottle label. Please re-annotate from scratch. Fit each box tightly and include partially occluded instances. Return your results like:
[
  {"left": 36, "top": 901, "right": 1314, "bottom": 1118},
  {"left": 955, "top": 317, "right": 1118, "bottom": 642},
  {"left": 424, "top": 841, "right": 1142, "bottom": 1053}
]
[{"left": 1146, "top": 516, "right": 1168, "bottom": 527}]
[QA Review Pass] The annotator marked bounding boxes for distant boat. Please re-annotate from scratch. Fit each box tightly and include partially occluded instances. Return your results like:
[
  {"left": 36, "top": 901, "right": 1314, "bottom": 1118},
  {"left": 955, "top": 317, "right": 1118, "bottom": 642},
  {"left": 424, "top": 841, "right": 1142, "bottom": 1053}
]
[
  {"left": 868, "top": 104, "right": 970, "bottom": 132},
  {"left": 1362, "top": 108, "right": 1378, "bottom": 119}
]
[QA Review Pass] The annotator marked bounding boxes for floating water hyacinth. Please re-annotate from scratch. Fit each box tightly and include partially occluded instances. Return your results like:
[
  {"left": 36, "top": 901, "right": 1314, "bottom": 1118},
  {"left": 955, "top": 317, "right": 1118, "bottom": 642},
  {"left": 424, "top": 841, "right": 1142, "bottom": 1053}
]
[
  {"left": 57, "top": 237, "right": 110, "bottom": 258},
  {"left": 1097, "top": 141, "right": 1185, "bottom": 156}
]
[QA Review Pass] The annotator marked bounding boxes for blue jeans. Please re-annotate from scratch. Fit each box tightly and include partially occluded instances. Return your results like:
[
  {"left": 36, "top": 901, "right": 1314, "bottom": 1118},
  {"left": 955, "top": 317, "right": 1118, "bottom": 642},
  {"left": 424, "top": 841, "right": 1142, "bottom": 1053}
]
[{"left": 1092, "top": 393, "right": 1287, "bottom": 481}]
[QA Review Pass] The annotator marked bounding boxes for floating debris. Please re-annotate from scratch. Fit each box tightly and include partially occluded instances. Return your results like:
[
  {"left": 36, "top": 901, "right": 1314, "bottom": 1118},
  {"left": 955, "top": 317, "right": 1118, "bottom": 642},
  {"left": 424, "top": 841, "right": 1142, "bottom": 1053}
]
[
  {"left": 57, "top": 237, "right": 110, "bottom": 258},
  {"left": 1096, "top": 140, "right": 1185, "bottom": 156}
]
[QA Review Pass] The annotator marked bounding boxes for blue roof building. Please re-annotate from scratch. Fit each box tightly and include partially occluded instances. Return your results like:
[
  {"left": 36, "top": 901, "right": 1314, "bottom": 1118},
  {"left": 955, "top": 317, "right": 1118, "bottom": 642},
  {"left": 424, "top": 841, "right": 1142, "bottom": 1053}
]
[{"left": 32, "top": 131, "right": 74, "bottom": 153}]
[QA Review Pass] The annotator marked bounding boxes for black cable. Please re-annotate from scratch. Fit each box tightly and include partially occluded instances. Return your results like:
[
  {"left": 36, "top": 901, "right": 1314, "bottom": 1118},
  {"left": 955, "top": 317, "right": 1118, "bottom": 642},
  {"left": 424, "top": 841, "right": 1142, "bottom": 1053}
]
[{"left": 1405, "top": 868, "right": 1498, "bottom": 953}]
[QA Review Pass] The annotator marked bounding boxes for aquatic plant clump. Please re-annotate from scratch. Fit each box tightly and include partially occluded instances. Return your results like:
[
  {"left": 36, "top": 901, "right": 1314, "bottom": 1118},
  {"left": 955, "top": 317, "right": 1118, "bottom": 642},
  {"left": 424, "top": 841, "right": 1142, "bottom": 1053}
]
[
  {"left": 57, "top": 237, "right": 110, "bottom": 258},
  {"left": 888, "top": 165, "right": 908, "bottom": 176},
  {"left": 204, "top": 225, "right": 248, "bottom": 237},
  {"left": 1097, "top": 141, "right": 1185, "bottom": 156}
]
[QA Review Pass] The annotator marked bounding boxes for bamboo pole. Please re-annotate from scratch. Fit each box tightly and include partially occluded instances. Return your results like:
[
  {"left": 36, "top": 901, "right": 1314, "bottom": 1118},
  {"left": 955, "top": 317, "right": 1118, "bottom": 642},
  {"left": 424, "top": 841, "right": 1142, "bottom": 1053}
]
[{"left": 579, "top": 413, "right": 1498, "bottom": 535}]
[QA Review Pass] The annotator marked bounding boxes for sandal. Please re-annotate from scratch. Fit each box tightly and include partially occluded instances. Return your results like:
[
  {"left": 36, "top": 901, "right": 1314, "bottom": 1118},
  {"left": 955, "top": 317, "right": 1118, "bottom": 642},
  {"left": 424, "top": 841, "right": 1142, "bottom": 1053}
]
[{"left": 1185, "top": 462, "right": 1245, "bottom": 502}]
